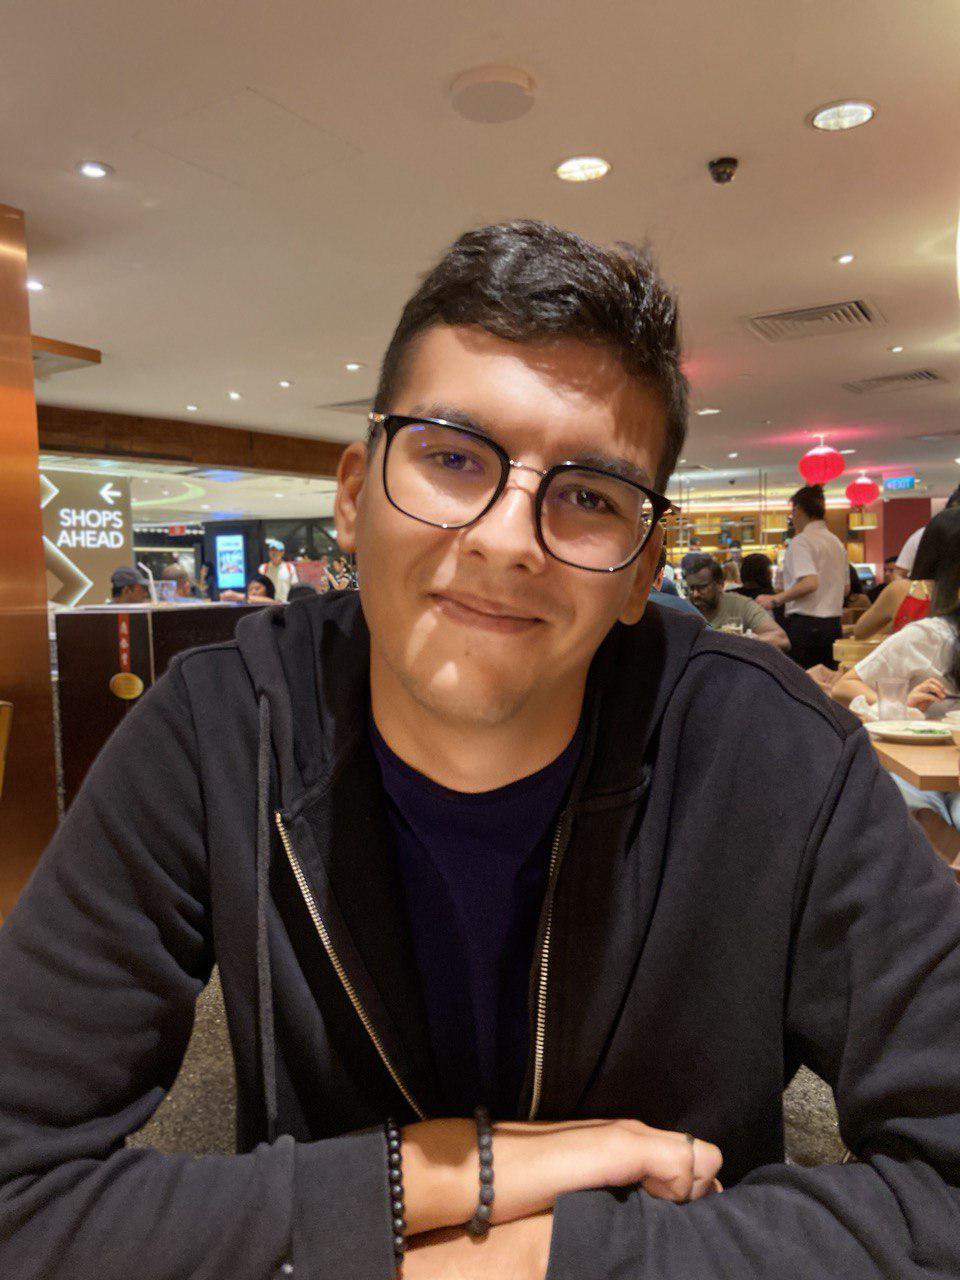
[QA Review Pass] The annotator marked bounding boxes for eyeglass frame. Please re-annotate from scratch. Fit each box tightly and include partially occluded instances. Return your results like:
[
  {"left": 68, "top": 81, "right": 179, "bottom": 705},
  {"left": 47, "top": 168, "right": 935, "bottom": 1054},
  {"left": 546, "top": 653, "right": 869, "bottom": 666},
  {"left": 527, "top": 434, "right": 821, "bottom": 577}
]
[{"left": 368, "top": 412, "right": 676, "bottom": 573}]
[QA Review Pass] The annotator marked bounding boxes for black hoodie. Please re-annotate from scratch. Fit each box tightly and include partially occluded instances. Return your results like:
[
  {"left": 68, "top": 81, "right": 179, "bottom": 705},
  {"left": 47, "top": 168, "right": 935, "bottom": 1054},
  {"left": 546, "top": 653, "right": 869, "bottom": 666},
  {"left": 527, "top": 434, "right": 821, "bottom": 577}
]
[{"left": 1, "top": 591, "right": 960, "bottom": 1280}]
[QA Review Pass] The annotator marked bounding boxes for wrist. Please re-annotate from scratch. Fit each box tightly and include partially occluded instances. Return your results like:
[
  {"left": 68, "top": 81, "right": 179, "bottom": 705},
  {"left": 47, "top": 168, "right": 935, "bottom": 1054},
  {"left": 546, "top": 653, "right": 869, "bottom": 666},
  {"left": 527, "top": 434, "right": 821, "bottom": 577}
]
[{"left": 401, "top": 1119, "right": 478, "bottom": 1235}]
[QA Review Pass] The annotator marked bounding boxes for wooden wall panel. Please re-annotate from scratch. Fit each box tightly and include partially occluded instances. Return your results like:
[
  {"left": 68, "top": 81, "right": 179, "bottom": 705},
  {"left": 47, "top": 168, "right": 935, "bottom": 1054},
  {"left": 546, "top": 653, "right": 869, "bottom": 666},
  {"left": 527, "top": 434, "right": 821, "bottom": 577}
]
[
  {"left": 0, "top": 205, "right": 59, "bottom": 918},
  {"left": 37, "top": 404, "right": 347, "bottom": 478}
]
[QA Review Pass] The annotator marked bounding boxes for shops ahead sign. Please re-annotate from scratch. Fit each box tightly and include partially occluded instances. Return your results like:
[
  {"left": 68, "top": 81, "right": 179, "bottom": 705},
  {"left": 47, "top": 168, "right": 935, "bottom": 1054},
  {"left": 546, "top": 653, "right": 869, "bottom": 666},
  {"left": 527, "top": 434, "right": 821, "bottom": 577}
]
[{"left": 40, "top": 471, "right": 133, "bottom": 606}]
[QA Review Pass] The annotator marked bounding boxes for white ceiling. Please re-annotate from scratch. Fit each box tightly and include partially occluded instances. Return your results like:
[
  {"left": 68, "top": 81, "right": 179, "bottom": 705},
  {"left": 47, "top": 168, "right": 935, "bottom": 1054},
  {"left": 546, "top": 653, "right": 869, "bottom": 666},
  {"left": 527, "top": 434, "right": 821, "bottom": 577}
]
[{"left": 7, "top": 0, "right": 960, "bottom": 505}]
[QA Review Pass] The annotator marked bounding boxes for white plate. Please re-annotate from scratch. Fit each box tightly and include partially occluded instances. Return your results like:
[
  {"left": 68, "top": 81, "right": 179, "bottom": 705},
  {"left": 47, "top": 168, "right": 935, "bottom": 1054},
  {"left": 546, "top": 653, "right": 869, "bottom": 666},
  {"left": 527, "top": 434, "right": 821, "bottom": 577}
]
[{"left": 865, "top": 720, "right": 953, "bottom": 745}]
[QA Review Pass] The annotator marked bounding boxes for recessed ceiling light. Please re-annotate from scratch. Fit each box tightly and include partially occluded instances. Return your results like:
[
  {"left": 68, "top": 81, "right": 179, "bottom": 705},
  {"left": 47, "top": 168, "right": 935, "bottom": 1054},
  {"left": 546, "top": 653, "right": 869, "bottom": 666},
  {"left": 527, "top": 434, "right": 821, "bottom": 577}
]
[
  {"left": 679, "top": 458, "right": 687, "bottom": 465},
  {"left": 555, "top": 156, "right": 611, "bottom": 183},
  {"left": 162, "top": 488, "right": 170, "bottom": 496},
  {"left": 808, "top": 101, "right": 876, "bottom": 132},
  {"left": 26, "top": 279, "right": 44, "bottom": 292},
  {"left": 186, "top": 404, "right": 199, "bottom": 412},
  {"left": 279, "top": 380, "right": 292, "bottom": 388},
  {"left": 835, "top": 253, "right": 855, "bottom": 265},
  {"left": 696, "top": 407, "right": 721, "bottom": 416},
  {"left": 274, "top": 493, "right": 285, "bottom": 499},
  {"left": 77, "top": 160, "right": 114, "bottom": 179},
  {"left": 228, "top": 391, "right": 242, "bottom": 400},
  {"left": 840, "top": 448, "right": 857, "bottom": 455},
  {"left": 889, "top": 345, "right": 904, "bottom": 353},
  {"left": 728, "top": 452, "right": 739, "bottom": 459},
  {"left": 201, "top": 504, "right": 210, "bottom": 510},
  {"left": 344, "top": 362, "right": 364, "bottom": 372}
]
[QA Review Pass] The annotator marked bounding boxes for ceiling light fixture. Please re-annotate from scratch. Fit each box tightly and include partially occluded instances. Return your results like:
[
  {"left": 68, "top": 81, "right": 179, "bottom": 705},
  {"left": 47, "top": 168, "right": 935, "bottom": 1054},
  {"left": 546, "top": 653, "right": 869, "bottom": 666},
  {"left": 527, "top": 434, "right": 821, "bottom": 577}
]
[
  {"left": 450, "top": 64, "right": 536, "bottom": 123},
  {"left": 26, "top": 279, "right": 44, "bottom": 292},
  {"left": 186, "top": 404, "right": 199, "bottom": 412},
  {"left": 228, "top": 391, "right": 242, "bottom": 400},
  {"left": 835, "top": 253, "right": 855, "bottom": 265},
  {"left": 279, "top": 380, "right": 292, "bottom": 388},
  {"left": 889, "top": 345, "right": 904, "bottom": 353},
  {"left": 274, "top": 493, "right": 285, "bottom": 499},
  {"left": 201, "top": 504, "right": 210, "bottom": 510},
  {"left": 728, "top": 452, "right": 739, "bottom": 459},
  {"left": 345, "top": 362, "right": 364, "bottom": 372},
  {"left": 808, "top": 101, "right": 876, "bottom": 132},
  {"left": 77, "top": 160, "right": 114, "bottom": 179},
  {"left": 696, "top": 407, "right": 721, "bottom": 416},
  {"left": 839, "top": 448, "right": 857, "bottom": 455},
  {"left": 555, "top": 156, "right": 611, "bottom": 183}
]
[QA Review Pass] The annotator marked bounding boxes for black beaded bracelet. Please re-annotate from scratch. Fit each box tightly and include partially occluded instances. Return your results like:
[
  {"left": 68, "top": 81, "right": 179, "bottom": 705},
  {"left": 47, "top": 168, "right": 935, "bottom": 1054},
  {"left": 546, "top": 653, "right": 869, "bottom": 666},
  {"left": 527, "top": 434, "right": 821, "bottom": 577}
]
[
  {"left": 385, "top": 1118, "right": 406, "bottom": 1273},
  {"left": 466, "top": 1105, "right": 494, "bottom": 1237}
]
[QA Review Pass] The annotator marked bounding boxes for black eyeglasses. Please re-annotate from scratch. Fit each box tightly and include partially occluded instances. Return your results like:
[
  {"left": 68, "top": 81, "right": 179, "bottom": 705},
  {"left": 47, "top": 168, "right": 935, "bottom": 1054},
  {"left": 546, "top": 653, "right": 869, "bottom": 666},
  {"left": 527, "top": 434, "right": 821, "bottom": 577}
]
[{"left": 369, "top": 413, "right": 675, "bottom": 573}]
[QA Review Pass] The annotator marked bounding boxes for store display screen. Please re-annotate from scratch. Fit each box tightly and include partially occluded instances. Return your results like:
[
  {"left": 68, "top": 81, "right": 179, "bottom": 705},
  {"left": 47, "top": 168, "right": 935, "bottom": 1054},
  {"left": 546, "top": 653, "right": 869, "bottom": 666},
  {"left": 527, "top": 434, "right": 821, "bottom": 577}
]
[{"left": 215, "top": 533, "right": 246, "bottom": 590}]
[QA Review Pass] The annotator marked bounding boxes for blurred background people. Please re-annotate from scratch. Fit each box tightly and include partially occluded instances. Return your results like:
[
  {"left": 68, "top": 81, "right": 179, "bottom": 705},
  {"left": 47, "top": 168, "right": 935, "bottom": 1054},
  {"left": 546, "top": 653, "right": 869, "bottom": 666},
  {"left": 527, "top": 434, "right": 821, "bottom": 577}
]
[
  {"left": 685, "top": 556, "right": 789, "bottom": 650},
  {"left": 259, "top": 538, "right": 299, "bottom": 601},
  {"left": 109, "top": 566, "right": 150, "bottom": 604}
]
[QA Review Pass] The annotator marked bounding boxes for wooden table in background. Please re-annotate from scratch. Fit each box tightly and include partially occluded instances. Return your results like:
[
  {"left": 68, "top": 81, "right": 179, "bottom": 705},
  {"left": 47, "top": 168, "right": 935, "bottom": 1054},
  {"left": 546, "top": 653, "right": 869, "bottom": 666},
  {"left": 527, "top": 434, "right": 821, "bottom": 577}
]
[{"left": 871, "top": 740, "right": 960, "bottom": 791}]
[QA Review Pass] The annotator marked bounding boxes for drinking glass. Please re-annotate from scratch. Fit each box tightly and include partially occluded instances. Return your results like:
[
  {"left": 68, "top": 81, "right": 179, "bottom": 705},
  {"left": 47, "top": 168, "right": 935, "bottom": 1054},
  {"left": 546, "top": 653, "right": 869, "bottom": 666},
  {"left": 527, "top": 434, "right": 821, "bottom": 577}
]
[{"left": 876, "top": 677, "right": 909, "bottom": 721}]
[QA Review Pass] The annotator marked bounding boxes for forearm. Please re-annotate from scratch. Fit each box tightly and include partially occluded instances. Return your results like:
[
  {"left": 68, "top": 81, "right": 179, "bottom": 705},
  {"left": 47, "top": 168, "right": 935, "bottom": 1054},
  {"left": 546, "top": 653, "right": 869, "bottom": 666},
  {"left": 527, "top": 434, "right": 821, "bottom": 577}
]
[
  {"left": 756, "top": 625, "right": 790, "bottom": 652},
  {"left": 772, "top": 575, "right": 817, "bottom": 607},
  {"left": 830, "top": 672, "right": 874, "bottom": 707}
]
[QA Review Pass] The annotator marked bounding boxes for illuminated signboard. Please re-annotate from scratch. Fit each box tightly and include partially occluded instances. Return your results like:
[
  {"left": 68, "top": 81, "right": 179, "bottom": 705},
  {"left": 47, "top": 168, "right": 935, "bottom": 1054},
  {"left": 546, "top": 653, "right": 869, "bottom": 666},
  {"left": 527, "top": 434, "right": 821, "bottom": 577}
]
[
  {"left": 40, "top": 471, "right": 133, "bottom": 605},
  {"left": 215, "top": 533, "right": 246, "bottom": 589},
  {"left": 884, "top": 475, "right": 916, "bottom": 491}
]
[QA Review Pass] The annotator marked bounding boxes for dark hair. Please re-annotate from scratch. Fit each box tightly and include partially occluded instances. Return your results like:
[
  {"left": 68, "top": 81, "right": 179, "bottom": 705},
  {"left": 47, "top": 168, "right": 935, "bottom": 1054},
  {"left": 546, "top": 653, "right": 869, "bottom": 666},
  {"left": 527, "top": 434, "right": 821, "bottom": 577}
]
[
  {"left": 884, "top": 556, "right": 898, "bottom": 565},
  {"left": 655, "top": 545, "right": 667, "bottom": 575},
  {"left": 945, "top": 485, "right": 960, "bottom": 510},
  {"left": 286, "top": 584, "right": 318, "bottom": 603},
  {"left": 371, "top": 220, "right": 687, "bottom": 490},
  {"left": 913, "top": 507, "right": 960, "bottom": 583},
  {"left": 739, "top": 552, "right": 774, "bottom": 593},
  {"left": 247, "top": 572, "right": 276, "bottom": 599},
  {"left": 790, "top": 484, "right": 826, "bottom": 520},
  {"left": 684, "top": 554, "right": 722, "bottom": 584}
]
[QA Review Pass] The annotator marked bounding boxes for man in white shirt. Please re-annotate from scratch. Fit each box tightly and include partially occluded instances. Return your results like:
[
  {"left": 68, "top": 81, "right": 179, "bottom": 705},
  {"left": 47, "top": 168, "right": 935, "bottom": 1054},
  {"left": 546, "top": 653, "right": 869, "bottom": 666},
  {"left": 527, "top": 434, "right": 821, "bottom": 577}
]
[
  {"left": 258, "top": 538, "right": 299, "bottom": 602},
  {"left": 757, "top": 485, "right": 848, "bottom": 669}
]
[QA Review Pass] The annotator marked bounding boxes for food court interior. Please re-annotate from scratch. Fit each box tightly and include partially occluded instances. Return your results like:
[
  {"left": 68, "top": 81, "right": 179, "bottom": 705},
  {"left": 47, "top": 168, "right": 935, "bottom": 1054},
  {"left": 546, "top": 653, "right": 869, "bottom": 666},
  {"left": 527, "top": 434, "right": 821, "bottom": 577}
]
[{"left": 2, "top": 0, "right": 960, "bottom": 1226}]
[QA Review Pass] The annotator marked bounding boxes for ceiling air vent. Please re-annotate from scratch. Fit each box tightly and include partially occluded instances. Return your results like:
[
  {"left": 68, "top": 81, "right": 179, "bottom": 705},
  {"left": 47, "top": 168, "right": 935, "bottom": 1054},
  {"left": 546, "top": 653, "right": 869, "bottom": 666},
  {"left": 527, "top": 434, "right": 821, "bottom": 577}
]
[
  {"left": 842, "top": 369, "right": 945, "bottom": 395},
  {"left": 746, "top": 299, "right": 880, "bottom": 343},
  {"left": 320, "top": 398, "right": 374, "bottom": 416}
]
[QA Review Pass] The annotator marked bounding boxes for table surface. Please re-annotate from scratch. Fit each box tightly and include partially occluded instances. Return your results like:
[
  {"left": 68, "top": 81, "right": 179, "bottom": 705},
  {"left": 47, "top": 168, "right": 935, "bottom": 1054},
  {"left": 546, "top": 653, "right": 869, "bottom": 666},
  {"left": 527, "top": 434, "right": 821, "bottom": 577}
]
[{"left": 871, "top": 738, "right": 960, "bottom": 791}]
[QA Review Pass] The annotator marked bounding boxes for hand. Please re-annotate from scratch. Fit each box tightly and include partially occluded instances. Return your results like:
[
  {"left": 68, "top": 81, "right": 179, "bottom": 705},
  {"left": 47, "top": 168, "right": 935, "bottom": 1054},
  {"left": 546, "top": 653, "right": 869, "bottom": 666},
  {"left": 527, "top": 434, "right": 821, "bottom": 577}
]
[
  {"left": 402, "top": 1117, "right": 723, "bottom": 1236},
  {"left": 756, "top": 594, "right": 777, "bottom": 610},
  {"left": 403, "top": 1213, "right": 553, "bottom": 1280},
  {"left": 908, "top": 677, "right": 947, "bottom": 711}
]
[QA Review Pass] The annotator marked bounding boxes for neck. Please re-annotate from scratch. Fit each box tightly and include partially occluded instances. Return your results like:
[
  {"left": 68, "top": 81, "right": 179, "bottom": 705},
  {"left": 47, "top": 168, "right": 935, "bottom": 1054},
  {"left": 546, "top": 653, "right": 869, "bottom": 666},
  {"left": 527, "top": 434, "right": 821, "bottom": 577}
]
[{"left": 369, "top": 656, "right": 586, "bottom": 793}]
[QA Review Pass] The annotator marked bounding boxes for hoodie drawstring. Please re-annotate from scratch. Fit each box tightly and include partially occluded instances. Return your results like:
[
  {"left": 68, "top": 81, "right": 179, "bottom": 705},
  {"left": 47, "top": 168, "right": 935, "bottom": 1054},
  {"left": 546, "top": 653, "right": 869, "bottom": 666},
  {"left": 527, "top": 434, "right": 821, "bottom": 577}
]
[{"left": 256, "top": 693, "right": 278, "bottom": 1143}]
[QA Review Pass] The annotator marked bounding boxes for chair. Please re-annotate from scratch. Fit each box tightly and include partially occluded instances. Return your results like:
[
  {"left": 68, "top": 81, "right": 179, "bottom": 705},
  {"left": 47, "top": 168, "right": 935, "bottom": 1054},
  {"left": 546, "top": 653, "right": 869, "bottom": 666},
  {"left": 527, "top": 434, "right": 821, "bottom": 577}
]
[{"left": 0, "top": 702, "right": 11, "bottom": 800}]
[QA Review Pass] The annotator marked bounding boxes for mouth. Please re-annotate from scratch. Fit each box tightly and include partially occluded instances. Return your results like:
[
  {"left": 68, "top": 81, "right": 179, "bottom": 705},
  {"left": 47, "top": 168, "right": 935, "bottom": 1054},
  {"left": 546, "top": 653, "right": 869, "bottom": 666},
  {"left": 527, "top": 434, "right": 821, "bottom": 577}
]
[{"left": 429, "top": 591, "right": 544, "bottom": 635}]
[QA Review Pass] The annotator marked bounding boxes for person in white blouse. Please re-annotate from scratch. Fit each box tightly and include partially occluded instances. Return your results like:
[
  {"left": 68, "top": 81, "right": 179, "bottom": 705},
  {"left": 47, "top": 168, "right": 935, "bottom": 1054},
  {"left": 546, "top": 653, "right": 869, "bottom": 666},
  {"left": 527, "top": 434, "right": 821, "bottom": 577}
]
[{"left": 832, "top": 519, "right": 960, "bottom": 868}]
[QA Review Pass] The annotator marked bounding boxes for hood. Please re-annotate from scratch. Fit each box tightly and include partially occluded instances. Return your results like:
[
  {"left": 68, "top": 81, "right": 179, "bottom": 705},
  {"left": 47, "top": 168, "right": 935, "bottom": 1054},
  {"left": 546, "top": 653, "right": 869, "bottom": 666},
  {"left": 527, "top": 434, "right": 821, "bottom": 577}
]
[{"left": 234, "top": 588, "right": 706, "bottom": 812}]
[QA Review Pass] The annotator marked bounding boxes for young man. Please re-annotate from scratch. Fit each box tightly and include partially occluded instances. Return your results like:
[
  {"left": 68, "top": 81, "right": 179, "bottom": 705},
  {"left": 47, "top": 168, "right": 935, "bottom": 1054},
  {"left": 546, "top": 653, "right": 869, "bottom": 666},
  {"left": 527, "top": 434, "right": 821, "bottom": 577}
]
[
  {"left": 757, "top": 484, "right": 848, "bottom": 669},
  {"left": 259, "top": 538, "right": 300, "bottom": 602},
  {"left": 2, "top": 221, "right": 959, "bottom": 1280},
  {"left": 685, "top": 555, "right": 789, "bottom": 650}
]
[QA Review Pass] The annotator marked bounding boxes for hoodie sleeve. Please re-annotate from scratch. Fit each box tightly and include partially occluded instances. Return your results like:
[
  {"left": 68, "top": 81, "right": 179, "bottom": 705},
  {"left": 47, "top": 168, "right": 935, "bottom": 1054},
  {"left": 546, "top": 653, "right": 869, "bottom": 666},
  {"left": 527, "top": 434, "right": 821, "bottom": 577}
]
[
  {"left": 0, "top": 662, "right": 396, "bottom": 1280},
  {"left": 547, "top": 728, "right": 960, "bottom": 1279}
]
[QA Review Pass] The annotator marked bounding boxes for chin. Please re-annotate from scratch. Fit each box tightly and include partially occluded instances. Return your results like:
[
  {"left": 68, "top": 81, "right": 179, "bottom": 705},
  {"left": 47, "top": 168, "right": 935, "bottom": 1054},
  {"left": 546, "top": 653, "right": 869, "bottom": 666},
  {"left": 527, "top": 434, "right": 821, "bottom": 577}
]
[{"left": 400, "top": 658, "right": 530, "bottom": 728}]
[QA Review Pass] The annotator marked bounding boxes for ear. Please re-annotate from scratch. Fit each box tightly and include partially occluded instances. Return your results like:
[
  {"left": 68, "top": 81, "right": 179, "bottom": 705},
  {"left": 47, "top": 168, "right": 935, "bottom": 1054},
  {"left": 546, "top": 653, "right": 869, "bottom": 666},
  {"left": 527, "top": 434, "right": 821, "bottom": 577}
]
[
  {"left": 334, "top": 441, "right": 371, "bottom": 553},
  {"left": 618, "top": 526, "right": 663, "bottom": 625}
]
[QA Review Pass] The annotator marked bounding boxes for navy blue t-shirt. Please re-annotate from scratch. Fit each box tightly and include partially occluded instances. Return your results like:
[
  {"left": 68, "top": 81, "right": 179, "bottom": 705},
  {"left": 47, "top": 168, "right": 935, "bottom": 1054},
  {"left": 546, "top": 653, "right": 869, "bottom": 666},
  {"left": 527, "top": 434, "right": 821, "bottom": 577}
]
[{"left": 371, "top": 719, "right": 584, "bottom": 1116}]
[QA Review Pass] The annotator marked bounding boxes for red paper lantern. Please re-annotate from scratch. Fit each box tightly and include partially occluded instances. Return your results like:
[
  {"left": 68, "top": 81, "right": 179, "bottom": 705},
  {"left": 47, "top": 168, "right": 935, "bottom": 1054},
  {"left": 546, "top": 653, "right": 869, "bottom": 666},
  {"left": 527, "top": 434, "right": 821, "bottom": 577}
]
[
  {"left": 845, "top": 476, "right": 880, "bottom": 507},
  {"left": 798, "top": 444, "right": 845, "bottom": 485}
]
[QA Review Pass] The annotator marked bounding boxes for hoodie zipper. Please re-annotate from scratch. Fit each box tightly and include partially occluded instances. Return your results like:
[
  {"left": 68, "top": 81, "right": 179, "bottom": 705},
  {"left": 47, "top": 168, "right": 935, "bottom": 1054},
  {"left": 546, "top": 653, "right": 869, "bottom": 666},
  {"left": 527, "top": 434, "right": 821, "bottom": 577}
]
[
  {"left": 527, "top": 817, "right": 566, "bottom": 1120},
  {"left": 274, "top": 811, "right": 426, "bottom": 1121}
]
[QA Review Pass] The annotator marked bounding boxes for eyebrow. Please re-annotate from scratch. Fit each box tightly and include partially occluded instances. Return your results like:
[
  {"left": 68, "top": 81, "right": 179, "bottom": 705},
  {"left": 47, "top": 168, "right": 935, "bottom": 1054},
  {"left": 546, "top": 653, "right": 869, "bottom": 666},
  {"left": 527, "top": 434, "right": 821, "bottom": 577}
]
[{"left": 407, "top": 401, "right": 655, "bottom": 489}]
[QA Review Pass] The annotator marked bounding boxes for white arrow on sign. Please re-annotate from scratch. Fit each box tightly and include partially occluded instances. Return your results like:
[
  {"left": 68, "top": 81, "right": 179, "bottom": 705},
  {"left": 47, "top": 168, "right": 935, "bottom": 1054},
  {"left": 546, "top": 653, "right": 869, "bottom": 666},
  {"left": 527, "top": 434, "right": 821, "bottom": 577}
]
[{"left": 99, "top": 483, "right": 122, "bottom": 504}]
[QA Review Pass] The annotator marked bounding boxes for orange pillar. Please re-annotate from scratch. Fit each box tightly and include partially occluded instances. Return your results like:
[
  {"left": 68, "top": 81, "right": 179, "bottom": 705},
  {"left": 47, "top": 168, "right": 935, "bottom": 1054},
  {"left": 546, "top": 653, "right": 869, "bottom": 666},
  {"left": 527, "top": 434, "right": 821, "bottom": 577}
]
[{"left": 0, "top": 203, "right": 58, "bottom": 918}]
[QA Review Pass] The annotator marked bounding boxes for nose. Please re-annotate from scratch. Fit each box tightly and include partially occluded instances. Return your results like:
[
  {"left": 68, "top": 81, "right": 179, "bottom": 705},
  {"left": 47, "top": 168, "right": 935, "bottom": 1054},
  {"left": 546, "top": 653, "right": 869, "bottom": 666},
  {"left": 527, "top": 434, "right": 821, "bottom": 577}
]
[{"left": 458, "top": 474, "right": 547, "bottom": 573}]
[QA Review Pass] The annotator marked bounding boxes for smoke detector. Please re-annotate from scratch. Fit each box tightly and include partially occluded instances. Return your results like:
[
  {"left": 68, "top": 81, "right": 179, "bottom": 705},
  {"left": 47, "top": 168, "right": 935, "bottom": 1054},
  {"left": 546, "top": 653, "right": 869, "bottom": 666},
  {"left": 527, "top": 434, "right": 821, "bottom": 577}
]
[{"left": 450, "top": 65, "right": 536, "bottom": 123}]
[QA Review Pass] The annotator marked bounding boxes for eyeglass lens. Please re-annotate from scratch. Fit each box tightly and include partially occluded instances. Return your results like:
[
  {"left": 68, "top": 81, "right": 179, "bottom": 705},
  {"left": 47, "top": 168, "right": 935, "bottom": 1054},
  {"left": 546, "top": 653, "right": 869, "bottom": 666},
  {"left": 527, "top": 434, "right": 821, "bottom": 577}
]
[{"left": 385, "top": 420, "right": 654, "bottom": 571}]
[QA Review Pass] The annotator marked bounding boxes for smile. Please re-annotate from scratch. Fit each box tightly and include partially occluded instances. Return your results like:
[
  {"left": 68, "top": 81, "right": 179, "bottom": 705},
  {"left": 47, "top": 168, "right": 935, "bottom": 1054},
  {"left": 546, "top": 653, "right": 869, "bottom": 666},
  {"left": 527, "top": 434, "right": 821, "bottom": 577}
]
[{"left": 430, "top": 592, "right": 543, "bottom": 634}]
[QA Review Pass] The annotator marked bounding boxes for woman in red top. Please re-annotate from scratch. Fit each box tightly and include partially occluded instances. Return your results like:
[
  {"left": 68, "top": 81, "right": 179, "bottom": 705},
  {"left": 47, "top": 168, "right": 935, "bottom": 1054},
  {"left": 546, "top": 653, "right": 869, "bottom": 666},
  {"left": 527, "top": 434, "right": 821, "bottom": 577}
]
[{"left": 854, "top": 509, "right": 960, "bottom": 640}]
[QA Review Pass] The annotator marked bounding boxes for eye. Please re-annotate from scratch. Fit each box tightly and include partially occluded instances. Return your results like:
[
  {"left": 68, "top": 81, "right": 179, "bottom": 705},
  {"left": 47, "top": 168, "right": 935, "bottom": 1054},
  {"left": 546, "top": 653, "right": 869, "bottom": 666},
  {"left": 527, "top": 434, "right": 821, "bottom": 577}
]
[
  {"left": 561, "top": 486, "right": 616, "bottom": 515},
  {"left": 425, "top": 449, "right": 485, "bottom": 474}
]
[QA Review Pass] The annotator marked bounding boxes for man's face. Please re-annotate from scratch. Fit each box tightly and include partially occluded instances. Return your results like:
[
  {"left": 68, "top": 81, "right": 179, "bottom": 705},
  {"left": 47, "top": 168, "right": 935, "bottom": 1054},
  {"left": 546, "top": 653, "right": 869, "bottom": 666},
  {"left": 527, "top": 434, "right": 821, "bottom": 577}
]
[
  {"left": 686, "top": 568, "right": 722, "bottom": 614},
  {"left": 884, "top": 562, "right": 897, "bottom": 584},
  {"left": 335, "top": 324, "right": 667, "bottom": 731},
  {"left": 268, "top": 546, "right": 283, "bottom": 564},
  {"left": 120, "top": 583, "right": 149, "bottom": 604},
  {"left": 247, "top": 580, "right": 269, "bottom": 600}
]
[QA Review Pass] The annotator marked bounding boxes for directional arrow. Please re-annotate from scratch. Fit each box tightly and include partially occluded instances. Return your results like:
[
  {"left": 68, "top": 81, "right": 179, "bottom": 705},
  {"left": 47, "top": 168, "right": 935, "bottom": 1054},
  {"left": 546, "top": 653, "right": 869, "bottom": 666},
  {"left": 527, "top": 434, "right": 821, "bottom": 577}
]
[{"left": 99, "top": 483, "right": 122, "bottom": 505}]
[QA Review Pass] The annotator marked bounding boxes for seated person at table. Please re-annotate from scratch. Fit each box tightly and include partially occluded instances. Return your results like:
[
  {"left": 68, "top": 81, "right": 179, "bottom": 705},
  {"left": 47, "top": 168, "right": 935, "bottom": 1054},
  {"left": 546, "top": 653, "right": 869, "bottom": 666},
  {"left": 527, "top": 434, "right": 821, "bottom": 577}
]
[
  {"left": 732, "top": 551, "right": 775, "bottom": 601},
  {"left": 648, "top": 546, "right": 702, "bottom": 617},
  {"left": 832, "top": 516, "right": 960, "bottom": 866},
  {"left": 721, "top": 559, "right": 741, "bottom": 591},
  {"left": 4, "top": 219, "right": 960, "bottom": 1280},
  {"left": 845, "top": 564, "right": 871, "bottom": 611},
  {"left": 221, "top": 572, "right": 277, "bottom": 604},
  {"left": 685, "top": 555, "right": 789, "bottom": 650},
  {"left": 852, "top": 509, "right": 960, "bottom": 640},
  {"left": 867, "top": 556, "right": 899, "bottom": 603}
]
